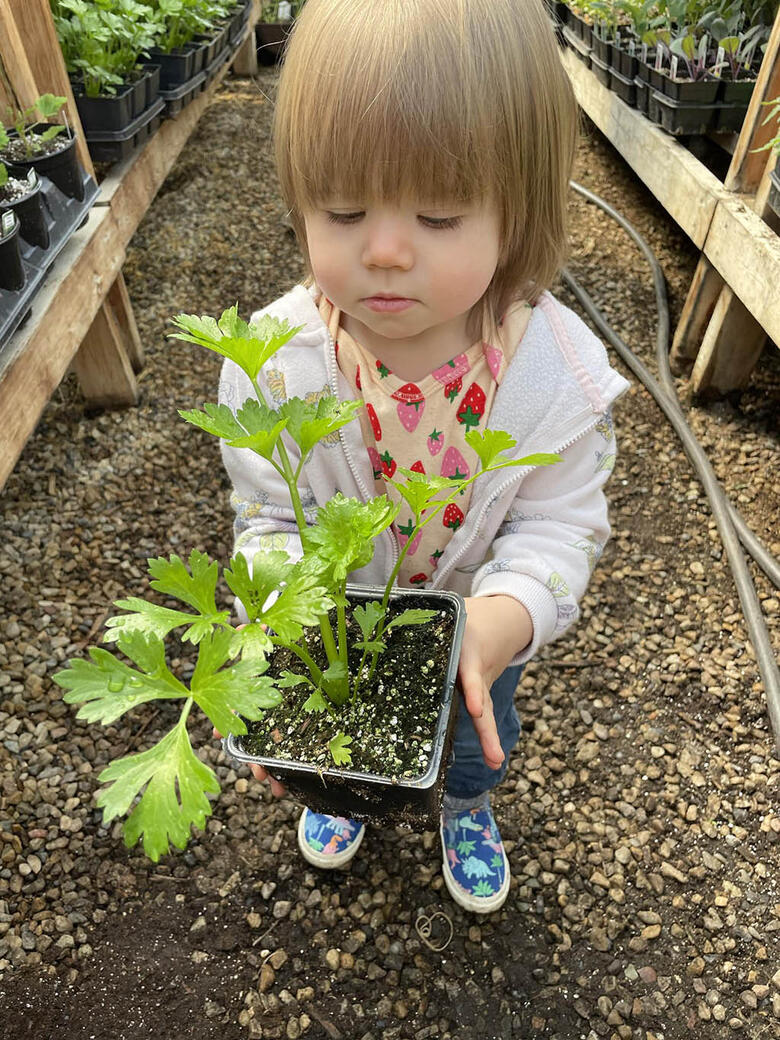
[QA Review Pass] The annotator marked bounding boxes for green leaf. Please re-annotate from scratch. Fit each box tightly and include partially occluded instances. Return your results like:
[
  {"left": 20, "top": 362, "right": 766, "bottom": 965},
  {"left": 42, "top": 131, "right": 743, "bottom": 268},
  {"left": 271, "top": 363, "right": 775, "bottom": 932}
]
[
  {"left": 353, "top": 639, "right": 386, "bottom": 653},
  {"left": 321, "top": 661, "right": 349, "bottom": 705},
  {"left": 303, "top": 494, "right": 398, "bottom": 582},
  {"left": 104, "top": 598, "right": 227, "bottom": 646},
  {"left": 189, "top": 629, "right": 281, "bottom": 736},
  {"left": 224, "top": 550, "right": 334, "bottom": 642},
  {"left": 464, "top": 429, "right": 517, "bottom": 470},
  {"left": 148, "top": 549, "right": 220, "bottom": 617},
  {"left": 169, "top": 307, "right": 303, "bottom": 384},
  {"left": 277, "top": 671, "right": 313, "bottom": 689},
  {"left": 352, "top": 601, "right": 385, "bottom": 641},
  {"left": 97, "top": 718, "right": 220, "bottom": 862},
  {"left": 302, "top": 689, "right": 329, "bottom": 713},
  {"left": 36, "top": 93, "right": 67, "bottom": 118},
  {"left": 228, "top": 622, "right": 273, "bottom": 662},
  {"left": 178, "top": 401, "right": 246, "bottom": 441},
  {"left": 53, "top": 635, "right": 187, "bottom": 726},
  {"left": 386, "top": 608, "right": 438, "bottom": 630},
  {"left": 514, "top": 452, "right": 562, "bottom": 468},
  {"left": 391, "top": 471, "right": 455, "bottom": 518},
  {"left": 278, "top": 396, "right": 363, "bottom": 456},
  {"left": 329, "top": 732, "right": 353, "bottom": 766}
]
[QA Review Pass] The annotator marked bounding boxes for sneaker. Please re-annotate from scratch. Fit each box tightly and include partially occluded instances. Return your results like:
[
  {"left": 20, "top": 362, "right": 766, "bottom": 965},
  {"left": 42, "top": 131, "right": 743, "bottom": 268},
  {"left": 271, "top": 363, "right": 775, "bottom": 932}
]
[
  {"left": 297, "top": 807, "right": 365, "bottom": 868},
  {"left": 440, "top": 802, "right": 510, "bottom": 913}
]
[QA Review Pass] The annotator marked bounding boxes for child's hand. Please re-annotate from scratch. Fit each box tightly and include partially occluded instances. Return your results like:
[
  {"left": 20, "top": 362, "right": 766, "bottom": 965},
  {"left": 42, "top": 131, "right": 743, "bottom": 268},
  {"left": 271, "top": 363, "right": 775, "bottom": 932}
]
[
  {"left": 212, "top": 725, "right": 287, "bottom": 797},
  {"left": 459, "top": 596, "right": 533, "bottom": 770}
]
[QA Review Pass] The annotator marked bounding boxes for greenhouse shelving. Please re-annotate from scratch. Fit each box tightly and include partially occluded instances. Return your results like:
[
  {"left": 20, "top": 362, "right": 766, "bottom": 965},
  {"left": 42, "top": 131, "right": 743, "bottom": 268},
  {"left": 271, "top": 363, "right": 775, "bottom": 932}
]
[
  {"left": 561, "top": 6, "right": 780, "bottom": 394},
  {"left": 0, "top": 0, "right": 260, "bottom": 492}
]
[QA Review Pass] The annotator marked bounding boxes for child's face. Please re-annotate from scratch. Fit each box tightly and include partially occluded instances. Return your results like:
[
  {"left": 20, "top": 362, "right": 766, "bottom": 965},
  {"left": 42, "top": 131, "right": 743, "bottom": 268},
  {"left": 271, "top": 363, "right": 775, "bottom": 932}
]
[{"left": 302, "top": 198, "right": 502, "bottom": 369}]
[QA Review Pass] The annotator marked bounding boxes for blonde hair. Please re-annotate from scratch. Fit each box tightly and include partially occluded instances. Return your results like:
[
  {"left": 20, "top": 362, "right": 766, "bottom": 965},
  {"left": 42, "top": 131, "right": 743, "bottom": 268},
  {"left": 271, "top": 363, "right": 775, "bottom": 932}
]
[{"left": 274, "top": 0, "right": 578, "bottom": 332}]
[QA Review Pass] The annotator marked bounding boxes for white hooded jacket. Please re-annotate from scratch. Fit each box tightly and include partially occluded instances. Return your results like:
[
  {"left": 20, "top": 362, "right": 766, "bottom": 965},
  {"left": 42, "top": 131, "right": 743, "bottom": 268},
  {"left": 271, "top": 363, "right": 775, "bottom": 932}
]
[{"left": 219, "top": 284, "right": 630, "bottom": 666}]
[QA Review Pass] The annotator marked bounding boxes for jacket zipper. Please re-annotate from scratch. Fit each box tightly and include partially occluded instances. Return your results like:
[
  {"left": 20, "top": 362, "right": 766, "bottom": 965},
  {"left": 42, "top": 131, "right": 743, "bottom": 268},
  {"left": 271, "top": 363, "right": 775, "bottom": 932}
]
[
  {"left": 432, "top": 415, "right": 602, "bottom": 588},
  {"left": 323, "top": 326, "right": 400, "bottom": 573}
]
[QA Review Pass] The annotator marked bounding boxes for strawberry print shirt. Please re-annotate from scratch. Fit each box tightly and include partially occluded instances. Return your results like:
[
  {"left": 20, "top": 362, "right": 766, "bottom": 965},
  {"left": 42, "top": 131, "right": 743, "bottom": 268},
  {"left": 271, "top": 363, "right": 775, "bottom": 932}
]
[{"left": 319, "top": 296, "right": 532, "bottom": 588}]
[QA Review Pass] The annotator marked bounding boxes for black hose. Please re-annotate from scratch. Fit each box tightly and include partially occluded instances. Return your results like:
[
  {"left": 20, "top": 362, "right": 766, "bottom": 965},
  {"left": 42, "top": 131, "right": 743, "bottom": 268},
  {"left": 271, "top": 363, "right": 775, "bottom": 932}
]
[{"left": 564, "top": 179, "right": 780, "bottom": 747}]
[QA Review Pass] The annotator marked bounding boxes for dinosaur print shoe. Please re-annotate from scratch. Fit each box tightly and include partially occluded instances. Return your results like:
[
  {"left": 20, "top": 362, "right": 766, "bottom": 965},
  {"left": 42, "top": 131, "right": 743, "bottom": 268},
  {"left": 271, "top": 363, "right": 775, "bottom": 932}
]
[
  {"left": 297, "top": 808, "right": 365, "bottom": 868},
  {"left": 440, "top": 802, "right": 510, "bottom": 913}
]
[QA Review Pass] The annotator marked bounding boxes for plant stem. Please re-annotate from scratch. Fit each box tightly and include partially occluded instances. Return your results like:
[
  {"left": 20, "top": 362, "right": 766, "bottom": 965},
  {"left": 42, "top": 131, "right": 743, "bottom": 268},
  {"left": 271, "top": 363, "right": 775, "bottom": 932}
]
[{"left": 270, "top": 638, "right": 324, "bottom": 687}]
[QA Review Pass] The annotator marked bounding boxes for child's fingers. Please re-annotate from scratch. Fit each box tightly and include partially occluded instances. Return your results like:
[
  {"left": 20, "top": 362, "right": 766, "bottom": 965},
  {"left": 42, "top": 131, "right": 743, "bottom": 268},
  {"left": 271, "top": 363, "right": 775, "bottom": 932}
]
[
  {"left": 460, "top": 670, "right": 504, "bottom": 770},
  {"left": 249, "top": 764, "right": 287, "bottom": 797}
]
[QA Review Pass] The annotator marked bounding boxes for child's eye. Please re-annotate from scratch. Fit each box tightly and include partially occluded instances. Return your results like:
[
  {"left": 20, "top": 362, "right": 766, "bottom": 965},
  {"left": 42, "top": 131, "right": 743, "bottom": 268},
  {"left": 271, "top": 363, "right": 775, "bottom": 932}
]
[
  {"left": 326, "top": 211, "right": 364, "bottom": 225},
  {"left": 418, "top": 215, "right": 463, "bottom": 230}
]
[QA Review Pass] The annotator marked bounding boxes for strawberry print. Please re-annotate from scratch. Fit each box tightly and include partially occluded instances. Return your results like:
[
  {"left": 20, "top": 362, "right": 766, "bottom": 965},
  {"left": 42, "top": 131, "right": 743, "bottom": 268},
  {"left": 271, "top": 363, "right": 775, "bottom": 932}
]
[
  {"left": 355, "top": 364, "right": 361, "bottom": 390},
  {"left": 427, "top": 429, "right": 443, "bottom": 456},
  {"left": 440, "top": 446, "right": 470, "bottom": 482},
  {"left": 444, "top": 376, "right": 462, "bottom": 403},
  {"left": 367, "top": 446, "right": 383, "bottom": 480},
  {"left": 442, "top": 503, "right": 464, "bottom": 531},
  {"left": 456, "top": 382, "right": 486, "bottom": 431},
  {"left": 366, "top": 402, "right": 382, "bottom": 441},
  {"left": 429, "top": 548, "right": 444, "bottom": 569},
  {"left": 483, "top": 343, "right": 503, "bottom": 381},
  {"left": 396, "top": 518, "right": 421, "bottom": 555},
  {"left": 410, "top": 460, "right": 426, "bottom": 474},
  {"left": 376, "top": 359, "right": 391, "bottom": 378},
  {"left": 379, "top": 450, "right": 396, "bottom": 478},
  {"left": 431, "top": 353, "right": 471, "bottom": 387},
  {"left": 392, "top": 382, "right": 425, "bottom": 433},
  {"left": 409, "top": 573, "right": 428, "bottom": 585}
]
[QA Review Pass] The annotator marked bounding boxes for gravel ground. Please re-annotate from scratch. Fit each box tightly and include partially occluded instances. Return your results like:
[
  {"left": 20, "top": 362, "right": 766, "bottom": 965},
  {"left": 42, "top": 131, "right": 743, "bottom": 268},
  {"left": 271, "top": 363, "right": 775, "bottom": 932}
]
[{"left": 1, "top": 69, "right": 779, "bottom": 1040}]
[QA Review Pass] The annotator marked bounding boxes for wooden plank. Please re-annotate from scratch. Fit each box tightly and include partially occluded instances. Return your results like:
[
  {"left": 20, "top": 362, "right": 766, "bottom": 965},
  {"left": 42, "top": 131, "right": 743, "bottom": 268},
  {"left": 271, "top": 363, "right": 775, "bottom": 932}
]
[
  {"left": 107, "top": 273, "right": 144, "bottom": 374},
  {"left": 0, "top": 5, "right": 39, "bottom": 111},
  {"left": 563, "top": 48, "right": 726, "bottom": 248},
  {"left": 690, "top": 286, "right": 767, "bottom": 393},
  {"left": 669, "top": 257, "right": 724, "bottom": 372},
  {"left": 72, "top": 299, "right": 138, "bottom": 407},
  {"left": 703, "top": 192, "right": 780, "bottom": 345},
  {"left": 0, "top": 206, "right": 127, "bottom": 488},
  {"left": 6, "top": 0, "right": 94, "bottom": 178}
]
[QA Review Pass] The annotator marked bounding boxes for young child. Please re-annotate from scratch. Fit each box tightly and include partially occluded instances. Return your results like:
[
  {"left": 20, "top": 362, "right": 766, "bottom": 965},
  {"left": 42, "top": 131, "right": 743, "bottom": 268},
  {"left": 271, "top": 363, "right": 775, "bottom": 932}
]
[{"left": 219, "top": 0, "right": 629, "bottom": 913}]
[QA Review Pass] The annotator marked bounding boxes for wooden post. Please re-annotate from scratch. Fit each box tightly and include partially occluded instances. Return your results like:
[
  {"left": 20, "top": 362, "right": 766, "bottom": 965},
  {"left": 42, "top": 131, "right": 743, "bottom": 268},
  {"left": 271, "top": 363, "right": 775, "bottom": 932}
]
[
  {"left": 107, "top": 273, "right": 144, "bottom": 374},
  {"left": 232, "top": 0, "right": 260, "bottom": 76},
  {"left": 671, "top": 9, "right": 780, "bottom": 393},
  {"left": 5, "top": 0, "right": 94, "bottom": 178},
  {"left": 72, "top": 300, "right": 139, "bottom": 409},
  {"left": 0, "top": 8, "right": 39, "bottom": 114}
]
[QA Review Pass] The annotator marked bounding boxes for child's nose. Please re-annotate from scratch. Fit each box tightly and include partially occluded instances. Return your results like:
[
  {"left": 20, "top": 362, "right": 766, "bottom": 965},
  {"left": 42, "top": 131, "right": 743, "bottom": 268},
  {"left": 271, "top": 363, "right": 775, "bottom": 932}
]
[{"left": 361, "top": 220, "right": 414, "bottom": 270}]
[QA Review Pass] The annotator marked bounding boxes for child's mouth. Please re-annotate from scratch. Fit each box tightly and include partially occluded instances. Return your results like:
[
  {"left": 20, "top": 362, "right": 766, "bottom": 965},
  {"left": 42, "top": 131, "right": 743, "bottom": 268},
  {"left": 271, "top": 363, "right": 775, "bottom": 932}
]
[{"left": 363, "top": 296, "right": 416, "bottom": 313}]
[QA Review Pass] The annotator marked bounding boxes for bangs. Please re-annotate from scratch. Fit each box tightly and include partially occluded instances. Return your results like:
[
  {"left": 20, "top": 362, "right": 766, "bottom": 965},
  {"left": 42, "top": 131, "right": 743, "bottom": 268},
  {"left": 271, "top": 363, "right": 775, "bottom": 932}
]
[{"left": 276, "top": 1, "right": 497, "bottom": 208}]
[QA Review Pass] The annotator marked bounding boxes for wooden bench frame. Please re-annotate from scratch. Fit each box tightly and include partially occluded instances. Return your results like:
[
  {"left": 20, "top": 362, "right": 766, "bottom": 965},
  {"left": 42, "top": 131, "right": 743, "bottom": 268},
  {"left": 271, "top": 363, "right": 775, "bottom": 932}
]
[
  {"left": 0, "top": 0, "right": 261, "bottom": 490},
  {"left": 561, "top": 7, "right": 780, "bottom": 395}
]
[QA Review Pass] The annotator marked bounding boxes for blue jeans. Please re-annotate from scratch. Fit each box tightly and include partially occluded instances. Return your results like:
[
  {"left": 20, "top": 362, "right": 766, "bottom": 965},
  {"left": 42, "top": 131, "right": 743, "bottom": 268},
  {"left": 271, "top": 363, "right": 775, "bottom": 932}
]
[{"left": 444, "top": 665, "right": 524, "bottom": 801}]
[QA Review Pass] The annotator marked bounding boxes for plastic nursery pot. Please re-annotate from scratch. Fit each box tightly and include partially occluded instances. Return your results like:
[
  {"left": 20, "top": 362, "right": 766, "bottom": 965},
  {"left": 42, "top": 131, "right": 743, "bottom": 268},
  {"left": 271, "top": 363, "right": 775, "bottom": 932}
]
[
  {"left": 561, "top": 25, "right": 591, "bottom": 68},
  {"left": 146, "top": 47, "right": 195, "bottom": 89},
  {"left": 225, "top": 586, "right": 467, "bottom": 828},
  {"left": 656, "top": 74, "right": 719, "bottom": 105},
  {"left": 610, "top": 66, "right": 637, "bottom": 107},
  {"left": 1, "top": 126, "right": 85, "bottom": 202},
  {"left": 648, "top": 91, "right": 719, "bottom": 135},
  {"left": 184, "top": 38, "right": 208, "bottom": 76},
  {"left": 589, "top": 52, "right": 612, "bottom": 88},
  {"left": 73, "top": 81, "right": 135, "bottom": 133},
  {"left": 718, "top": 78, "right": 756, "bottom": 106},
  {"left": 615, "top": 43, "right": 639, "bottom": 80},
  {"left": 0, "top": 168, "right": 48, "bottom": 250},
  {"left": 143, "top": 65, "right": 162, "bottom": 109},
  {"left": 634, "top": 76, "right": 650, "bottom": 115},
  {"left": 0, "top": 211, "right": 25, "bottom": 292},
  {"left": 591, "top": 32, "right": 614, "bottom": 66}
]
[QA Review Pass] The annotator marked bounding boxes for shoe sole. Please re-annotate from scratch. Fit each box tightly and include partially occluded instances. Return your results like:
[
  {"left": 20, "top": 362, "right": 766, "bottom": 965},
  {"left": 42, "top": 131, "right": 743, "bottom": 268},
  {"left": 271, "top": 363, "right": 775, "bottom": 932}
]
[
  {"left": 439, "top": 829, "right": 510, "bottom": 914},
  {"left": 297, "top": 812, "right": 365, "bottom": 869}
]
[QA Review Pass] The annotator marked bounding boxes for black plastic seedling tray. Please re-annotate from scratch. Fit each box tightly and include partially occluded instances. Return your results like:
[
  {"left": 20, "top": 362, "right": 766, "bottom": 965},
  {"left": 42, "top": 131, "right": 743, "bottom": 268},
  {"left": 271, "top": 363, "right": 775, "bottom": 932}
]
[
  {"left": 648, "top": 90, "right": 720, "bottom": 135},
  {"left": 81, "top": 98, "right": 166, "bottom": 162},
  {"left": 0, "top": 168, "right": 99, "bottom": 348},
  {"left": 609, "top": 65, "right": 637, "bottom": 107},
  {"left": 224, "top": 586, "right": 467, "bottom": 828}
]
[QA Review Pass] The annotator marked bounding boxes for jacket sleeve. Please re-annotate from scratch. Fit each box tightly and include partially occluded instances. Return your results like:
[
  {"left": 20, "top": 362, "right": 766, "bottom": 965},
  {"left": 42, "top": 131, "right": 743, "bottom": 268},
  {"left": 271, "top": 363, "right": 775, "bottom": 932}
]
[
  {"left": 218, "top": 354, "right": 312, "bottom": 623},
  {"left": 470, "top": 411, "right": 617, "bottom": 665}
]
